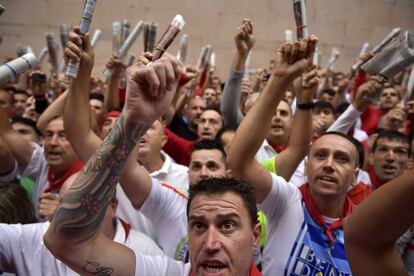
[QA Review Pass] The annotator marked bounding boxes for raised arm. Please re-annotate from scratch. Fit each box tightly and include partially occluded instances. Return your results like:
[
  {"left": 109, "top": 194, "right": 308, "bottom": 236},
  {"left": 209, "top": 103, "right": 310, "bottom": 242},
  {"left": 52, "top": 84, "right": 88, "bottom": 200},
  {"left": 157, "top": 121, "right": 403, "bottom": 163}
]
[
  {"left": 221, "top": 19, "right": 255, "bottom": 129},
  {"left": 63, "top": 27, "right": 102, "bottom": 163},
  {"left": 36, "top": 90, "right": 68, "bottom": 133},
  {"left": 104, "top": 54, "right": 125, "bottom": 112},
  {"left": 228, "top": 36, "right": 317, "bottom": 202},
  {"left": 344, "top": 168, "right": 414, "bottom": 275},
  {"left": 275, "top": 67, "right": 319, "bottom": 180},
  {"left": 0, "top": 106, "right": 33, "bottom": 168},
  {"left": 44, "top": 51, "right": 182, "bottom": 275}
]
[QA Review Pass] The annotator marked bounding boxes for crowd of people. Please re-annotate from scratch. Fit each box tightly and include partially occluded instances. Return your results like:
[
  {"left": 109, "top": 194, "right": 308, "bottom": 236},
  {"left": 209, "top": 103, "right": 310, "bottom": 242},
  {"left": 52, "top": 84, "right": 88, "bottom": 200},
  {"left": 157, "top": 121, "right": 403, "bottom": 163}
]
[{"left": 0, "top": 11, "right": 414, "bottom": 276}]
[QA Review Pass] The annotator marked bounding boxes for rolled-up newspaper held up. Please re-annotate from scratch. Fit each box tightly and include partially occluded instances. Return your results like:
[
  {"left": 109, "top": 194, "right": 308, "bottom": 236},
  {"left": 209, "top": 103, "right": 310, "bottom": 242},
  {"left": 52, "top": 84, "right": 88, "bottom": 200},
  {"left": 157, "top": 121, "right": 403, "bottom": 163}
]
[
  {"left": 0, "top": 53, "right": 38, "bottom": 85},
  {"left": 152, "top": 15, "right": 185, "bottom": 61},
  {"left": 147, "top": 23, "right": 157, "bottom": 52},
  {"left": 403, "top": 65, "right": 414, "bottom": 104},
  {"left": 285, "top": 30, "right": 293, "bottom": 43},
  {"left": 121, "top": 19, "right": 130, "bottom": 46},
  {"left": 351, "top": 42, "right": 370, "bottom": 72},
  {"left": 104, "top": 20, "right": 144, "bottom": 77},
  {"left": 209, "top": 51, "right": 216, "bottom": 73},
  {"left": 0, "top": 4, "right": 5, "bottom": 16},
  {"left": 372, "top": 28, "right": 401, "bottom": 54},
  {"left": 326, "top": 47, "right": 340, "bottom": 71},
  {"left": 59, "top": 24, "right": 69, "bottom": 50},
  {"left": 46, "top": 33, "right": 60, "bottom": 75},
  {"left": 177, "top": 34, "right": 188, "bottom": 64},
  {"left": 313, "top": 48, "right": 321, "bottom": 67},
  {"left": 362, "top": 31, "right": 414, "bottom": 80},
  {"left": 37, "top": 47, "right": 49, "bottom": 64},
  {"left": 112, "top": 21, "right": 122, "bottom": 55},
  {"left": 196, "top": 45, "right": 213, "bottom": 71},
  {"left": 293, "top": 0, "right": 309, "bottom": 40},
  {"left": 91, "top": 29, "right": 102, "bottom": 48},
  {"left": 66, "top": 0, "right": 97, "bottom": 78}
]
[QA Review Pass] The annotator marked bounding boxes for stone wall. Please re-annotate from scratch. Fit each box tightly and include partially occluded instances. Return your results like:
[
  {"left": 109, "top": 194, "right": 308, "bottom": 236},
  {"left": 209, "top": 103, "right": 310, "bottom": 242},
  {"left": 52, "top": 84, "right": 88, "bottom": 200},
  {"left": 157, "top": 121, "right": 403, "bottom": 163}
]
[{"left": 0, "top": 0, "right": 413, "bottom": 79}]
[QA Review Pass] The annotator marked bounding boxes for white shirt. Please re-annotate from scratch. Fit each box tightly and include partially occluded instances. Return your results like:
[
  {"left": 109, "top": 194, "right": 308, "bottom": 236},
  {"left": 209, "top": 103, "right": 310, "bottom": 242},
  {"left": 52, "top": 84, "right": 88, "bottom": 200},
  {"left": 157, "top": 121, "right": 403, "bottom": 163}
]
[
  {"left": 0, "top": 143, "right": 48, "bottom": 217},
  {"left": 140, "top": 178, "right": 188, "bottom": 261},
  {"left": 0, "top": 218, "right": 163, "bottom": 276},
  {"left": 151, "top": 151, "right": 189, "bottom": 192},
  {"left": 134, "top": 253, "right": 191, "bottom": 276}
]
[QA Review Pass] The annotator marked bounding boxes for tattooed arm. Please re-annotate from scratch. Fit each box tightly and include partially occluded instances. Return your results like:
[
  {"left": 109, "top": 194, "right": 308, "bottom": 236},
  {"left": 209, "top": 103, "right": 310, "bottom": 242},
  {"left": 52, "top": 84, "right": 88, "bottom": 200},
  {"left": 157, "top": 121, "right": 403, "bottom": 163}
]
[{"left": 44, "top": 49, "right": 182, "bottom": 275}]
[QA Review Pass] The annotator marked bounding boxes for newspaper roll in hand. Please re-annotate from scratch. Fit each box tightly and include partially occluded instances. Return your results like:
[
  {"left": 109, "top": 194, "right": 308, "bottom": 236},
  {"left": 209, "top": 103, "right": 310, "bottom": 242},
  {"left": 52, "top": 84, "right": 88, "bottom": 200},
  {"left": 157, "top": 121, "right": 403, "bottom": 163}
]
[
  {"left": 285, "top": 30, "right": 293, "bottom": 43},
  {"left": 196, "top": 45, "right": 213, "bottom": 71},
  {"left": 46, "top": 33, "right": 60, "bottom": 75},
  {"left": 112, "top": 21, "right": 122, "bottom": 55},
  {"left": 177, "top": 34, "right": 188, "bottom": 64},
  {"left": 326, "top": 47, "right": 340, "bottom": 71},
  {"left": 91, "top": 29, "right": 102, "bottom": 48},
  {"left": 351, "top": 42, "right": 370, "bottom": 72},
  {"left": 0, "top": 53, "right": 38, "bottom": 85},
  {"left": 37, "top": 47, "right": 49, "bottom": 64},
  {"left": 313, "top": 48, "right": 322, "bottom": 68},
  {"left": 293, "top": 0, "right": 309, "bottom": 40},
  {"left": 121, "top": 19, "right": 130, "bottom": 46},
  {"left": 59, "top": 24, "right": 70, "bottom": 50},
  {"left": 147, "top": 23, "right": 158, "bottom": 52},
  {"left": 362, "top": 31, "right": 414, "bottom": 80},
  {"left": 152, "top": 15, "right": 185, "bottom": 61},
  {"left": 243, "top": 50, "right": 252, "bottom": 80},
  {"left": 66, "top": 0, "right": 97, "bottom": 78}
]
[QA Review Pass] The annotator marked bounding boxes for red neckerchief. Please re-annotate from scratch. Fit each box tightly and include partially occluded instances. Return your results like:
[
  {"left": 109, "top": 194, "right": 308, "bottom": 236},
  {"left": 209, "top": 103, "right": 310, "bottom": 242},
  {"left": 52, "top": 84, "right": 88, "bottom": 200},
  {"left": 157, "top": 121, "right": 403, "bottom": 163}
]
[
  {"left": 119, "top": 218, "right": 131, "bottom": 242},
  {"left": 267, "top": 139, "right": 288, "bottom": 153},
  {"left": 190, "top": 262, "right": 261, "bottom": 276},
  {"left": 299, "top": 183, "right": 354, "bottom": 245},
  {"left": 45, "top": 160, "right": 84, "bottom": 193},
  {"left": 366, "top": 165, "right": 385, "bottom": 189}
]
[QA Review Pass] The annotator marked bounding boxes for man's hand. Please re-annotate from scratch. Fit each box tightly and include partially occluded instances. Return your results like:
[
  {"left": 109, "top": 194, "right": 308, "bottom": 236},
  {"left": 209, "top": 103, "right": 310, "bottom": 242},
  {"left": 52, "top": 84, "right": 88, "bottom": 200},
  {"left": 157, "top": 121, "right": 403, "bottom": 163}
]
[
  {"left": 234, "top": 19, "right": 255, "bottom": 57},
  {"left": 294, "top": 65, "right": 319, "bottom": 103},
  {"left": 384, "top": 105, "right": 406, "bottom": 131},
  {"left": 272, "top": 35, "right": 318, "bottom": 84},
  {"left": 353, "top": 77, "right": 382, "bottom": 112},
  {"left": 124, "top": 53, "right": 182, "bottom": 123},
  {"left": 64, "top": 26, "right": 94, "bottom": 76},
  {"left": 106, "top": 54, "right": 126, "bottom": 78},
  {"left": 38, "top": 192, "right": 60, "bottom": 221}
]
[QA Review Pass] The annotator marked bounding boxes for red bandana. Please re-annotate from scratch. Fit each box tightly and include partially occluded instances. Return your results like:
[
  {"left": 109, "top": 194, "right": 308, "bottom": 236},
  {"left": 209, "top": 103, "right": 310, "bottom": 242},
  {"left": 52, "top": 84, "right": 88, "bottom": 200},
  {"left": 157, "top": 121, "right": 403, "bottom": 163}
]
[
  {"left": 267, "top": 139, "right": 288, "bottom": 153},
  {"left": 45, "top": 160, "right": 84, "bottom": 193},
  {"left": 190, "top": 262, "right": 261, "bottom": 276},
  {"left": 299, "top": 183, "right": 354, "bottom": 245},
  {"left": 366, "top": 165, "right": 385, "bottom": 189}
]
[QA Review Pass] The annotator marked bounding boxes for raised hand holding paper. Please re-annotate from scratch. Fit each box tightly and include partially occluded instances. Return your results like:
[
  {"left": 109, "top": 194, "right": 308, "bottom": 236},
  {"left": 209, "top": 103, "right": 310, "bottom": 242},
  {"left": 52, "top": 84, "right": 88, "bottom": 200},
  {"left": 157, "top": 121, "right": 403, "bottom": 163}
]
[
  {"left": 90, "top": 29, "right": 102, "bottom": 48},
  {"left": 0, "top": 53, "right": 38, "bottom": 85},
  {"left": 66, "top": 0, "right": 97, "bottom": 78},
  {"left": 293, "top": 0, "right": 309, "bottom": 40},
  {"left": 151, "top": 15, "right": 185, "bottom": 61}
]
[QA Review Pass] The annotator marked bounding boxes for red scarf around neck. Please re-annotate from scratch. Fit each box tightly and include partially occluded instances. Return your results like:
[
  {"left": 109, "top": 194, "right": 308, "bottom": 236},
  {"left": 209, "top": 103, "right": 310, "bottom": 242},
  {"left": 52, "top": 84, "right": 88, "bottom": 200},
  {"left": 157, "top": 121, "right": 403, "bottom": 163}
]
[
  {"left": 267, "top": 139, "right": 288, "bottom": 153},
  {"left": 366, "top": 165, "right": 386, "bottom": 189},
  {"left": 45, "top": 160, "right": 84, "bottom": 193},
  {"left": 190, "top": 262, "right": 261, "bottom": 276},
  {"left": 299, "top": 183, "right": 354, "bottom": 245}
]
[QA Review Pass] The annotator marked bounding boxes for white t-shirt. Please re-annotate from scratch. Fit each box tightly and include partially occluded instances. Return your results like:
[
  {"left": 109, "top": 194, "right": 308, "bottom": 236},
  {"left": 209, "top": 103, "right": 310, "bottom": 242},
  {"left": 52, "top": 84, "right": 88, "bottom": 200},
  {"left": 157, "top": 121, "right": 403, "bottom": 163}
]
[
  {"left": 134, "top": 253, "right": 191, "bottom": 276},
  {"left": 140, "top": 178, "right": 189, "bottom": 261},
  {"left": 255, "top": 139, "right": 278, "bottom": 164},
  {"left": 0, "top": 219, "right": 163, "bottom": 275},
  {"left": 259, "top": 173, "right": 352, "bottom": 275}
]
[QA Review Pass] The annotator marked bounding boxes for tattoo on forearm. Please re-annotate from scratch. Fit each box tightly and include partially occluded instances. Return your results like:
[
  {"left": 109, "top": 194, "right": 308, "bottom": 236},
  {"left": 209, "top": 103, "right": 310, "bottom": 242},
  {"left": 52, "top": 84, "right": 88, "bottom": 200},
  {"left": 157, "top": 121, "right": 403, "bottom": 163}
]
[
  {"left": 52, "top": 114, "right": 150, "bottom": 241},
  {"left": 83, "top": 260, "right": 114, "bottom": 275}
]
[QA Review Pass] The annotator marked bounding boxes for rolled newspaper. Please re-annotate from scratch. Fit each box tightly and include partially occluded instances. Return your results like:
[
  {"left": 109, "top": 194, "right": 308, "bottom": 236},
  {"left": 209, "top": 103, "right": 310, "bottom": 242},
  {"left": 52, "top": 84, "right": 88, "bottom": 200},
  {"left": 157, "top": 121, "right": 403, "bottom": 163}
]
[
  {"left": 66, "top": 0, "right": 97, "bottom": 78},
  {"left": 104, "top": 20, "right": 144, "bottom": 77},
  {"left": 404, "top": 66, "right": 414, "bottom": 103},
  {"left": 0, "top": 53, "right": 38, "bottom": 85},
  {"left": 46, "top": 33, "right": 60, "bottom": 75},
  {"left": 37, "top": 47, "right": 49, "bottom": 64},
  {"left": 293, "top": 0, "right": 309, "bottom": 40},
  {"left": 0, "top": 4, "right": 5, "bottom": 16},
  {"left": 209, "top": 51, "right": 216, "bottom": 73},
  {"left": 362, "top": 31, "right": 414, "bottom": 80},
  {"left": 313, "top": 47, "right": 321, "bottom": 68},
  {"left": 146, "top": 22, "right": 158, "bottom": 52},
  {"left": 285, "top": 30, "right": 293, "bottom": 43},
  {"left": 177, "top": 34, "right": 188, "bottom": 64},
  {"left": 59, "top": 24, "right": 69, "bottom": 50},
  {"left": 351, "top": 42, "right": 370, "bottom": 72},
  {"left": 121, "top": 19, "right": 130, "bottom": 46},
  {"left": 152, "top": 15, "right": 185, "bottom": 61},
  {"left": 326, "top": 47, "right": 340, "bottom": 71},
  {"left": 196, "top": 45, "right": 213, "bottom": 71},
  {"left": 91, "top": 29, "right": 102, "bottom": 48},
  {"left": 112, "top": 21, "right": 122, "bottom": 55}
]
